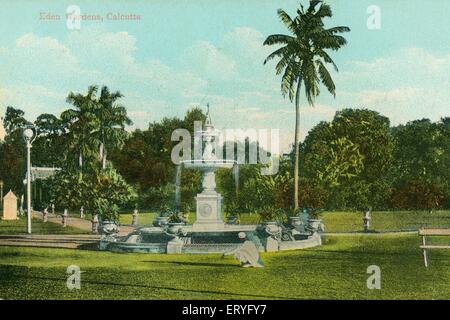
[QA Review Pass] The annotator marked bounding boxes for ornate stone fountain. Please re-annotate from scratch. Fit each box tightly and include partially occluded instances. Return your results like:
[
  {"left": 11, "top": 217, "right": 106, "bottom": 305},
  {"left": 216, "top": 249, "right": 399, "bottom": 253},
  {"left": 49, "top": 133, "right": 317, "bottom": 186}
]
[
  {"left": 99, "top": 105, "right": 322, "bottom": 254},
  {"left": 181, "top": 105, "right": 236, "bottom": 232}
]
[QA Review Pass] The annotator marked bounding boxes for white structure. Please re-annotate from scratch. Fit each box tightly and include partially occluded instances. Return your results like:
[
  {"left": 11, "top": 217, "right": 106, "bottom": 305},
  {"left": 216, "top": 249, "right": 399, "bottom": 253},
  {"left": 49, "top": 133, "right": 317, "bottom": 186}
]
[
  {"left": 182, "top": 106, "right": 236, "bottom": 232},
  {"left": 2, "top": 190, "right": 18, "bottom": 220},
  {"left": 30, "top": 167, "right": 61, "bottom": 182}
]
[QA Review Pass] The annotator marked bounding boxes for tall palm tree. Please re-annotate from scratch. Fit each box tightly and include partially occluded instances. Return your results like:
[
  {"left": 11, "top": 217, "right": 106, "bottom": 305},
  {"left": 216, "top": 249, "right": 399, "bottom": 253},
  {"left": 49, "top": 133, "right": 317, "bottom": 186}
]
[
  {"left": 263, "top": 0, "right": 350, "bottom": 212},
  {"left": 61, "top": 85, "right": 100, "bottom": 171},
  {"left": 61, "top": 85, "right": 132, "bottom": 171},
  {"left": 94, "top": 86, "right": 132, "bottom": 169}
]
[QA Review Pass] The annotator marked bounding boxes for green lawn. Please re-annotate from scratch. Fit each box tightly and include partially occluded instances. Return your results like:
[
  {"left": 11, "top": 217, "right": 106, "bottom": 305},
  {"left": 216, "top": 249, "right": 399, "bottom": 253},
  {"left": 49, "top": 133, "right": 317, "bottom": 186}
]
[
  {"left": 117, "top": 210, "right": 450, "bottom": 233},
  {"left": 119, "top": 211, "right": 196, "bottom": 225},
  {"left": 0, "top": 233, "right": 449, "bottom": 299},
  {"left": 119, "top": 212, "right": 160, "bottom": 225},
  {"left": 22, "top": 209, "right": 449, "bottom": 234},
  {"left": 0, "top": 217, "right": 88, "bottom": 235},
  {"left": 322, "top": 210, "right": 450, "bottom": 232}
]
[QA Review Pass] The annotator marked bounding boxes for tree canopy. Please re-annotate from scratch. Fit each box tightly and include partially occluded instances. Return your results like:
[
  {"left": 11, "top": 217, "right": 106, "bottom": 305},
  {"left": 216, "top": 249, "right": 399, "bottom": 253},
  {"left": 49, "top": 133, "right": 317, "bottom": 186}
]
[{"left": 1, "top": 96, "right": 450, "bottom": 214}]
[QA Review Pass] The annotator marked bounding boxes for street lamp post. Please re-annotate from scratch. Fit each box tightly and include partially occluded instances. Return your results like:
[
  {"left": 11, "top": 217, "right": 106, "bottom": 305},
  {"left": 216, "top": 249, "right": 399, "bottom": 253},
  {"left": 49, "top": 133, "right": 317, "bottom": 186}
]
[{"left": 23, "top": 126, "right": 36, "bottom": 234}]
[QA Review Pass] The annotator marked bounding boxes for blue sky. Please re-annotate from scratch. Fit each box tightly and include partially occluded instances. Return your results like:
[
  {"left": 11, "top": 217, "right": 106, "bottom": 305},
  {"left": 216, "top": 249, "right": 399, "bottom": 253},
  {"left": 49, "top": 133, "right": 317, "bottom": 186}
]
[{"left": 1, "top": 0, "right": 449, "bottom": 151}]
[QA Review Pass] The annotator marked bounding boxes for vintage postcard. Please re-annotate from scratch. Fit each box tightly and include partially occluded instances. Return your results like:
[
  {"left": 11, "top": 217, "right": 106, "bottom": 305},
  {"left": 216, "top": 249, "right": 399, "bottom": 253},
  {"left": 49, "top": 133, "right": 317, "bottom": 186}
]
[{"left": 0, "top": 0, "right": 449, "bottom": 308}]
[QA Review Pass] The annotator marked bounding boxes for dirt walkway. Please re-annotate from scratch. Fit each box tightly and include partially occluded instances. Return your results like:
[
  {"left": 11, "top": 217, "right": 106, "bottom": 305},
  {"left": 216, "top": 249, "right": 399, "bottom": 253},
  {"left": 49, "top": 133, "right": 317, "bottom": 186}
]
[
  {"left": 0, "top": 234, "right": 100, "bottom": 249},
  {"left": 0, "top": 212, "right": 136, "bottom": 249},
  {"left": 32, "top": 210, "right": 136, "bottom": 236}
]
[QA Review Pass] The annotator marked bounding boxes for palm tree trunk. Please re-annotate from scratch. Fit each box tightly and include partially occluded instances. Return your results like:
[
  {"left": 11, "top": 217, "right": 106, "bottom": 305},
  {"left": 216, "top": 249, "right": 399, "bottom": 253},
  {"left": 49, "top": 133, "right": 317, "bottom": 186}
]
[
  {"left": 102, "top": 148, "right": 107, "bottom": 170},
  {"left": 293, "top": 84, "right": 301, "bottom": 212},
  {"left": 79, "top": 152, "right": 83, "bottom": 167},
  {"left": 99, "top": 142, "right": 104, "bottom": 162},
  {"left": 99, "top": 142, "right": 107, "bottom": 169}
]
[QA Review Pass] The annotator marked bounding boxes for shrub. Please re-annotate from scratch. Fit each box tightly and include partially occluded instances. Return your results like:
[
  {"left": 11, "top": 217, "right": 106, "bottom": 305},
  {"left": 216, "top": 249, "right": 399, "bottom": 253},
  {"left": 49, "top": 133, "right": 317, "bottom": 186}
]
[
  {"left": 140, "top": 183, "right": 175, "bottom": 210},
  {"left": 299, "top": 179, "right": 328, "bottom": 210},
  {"left": 390, "top": 181, "right": 445, "bottom": 210}
]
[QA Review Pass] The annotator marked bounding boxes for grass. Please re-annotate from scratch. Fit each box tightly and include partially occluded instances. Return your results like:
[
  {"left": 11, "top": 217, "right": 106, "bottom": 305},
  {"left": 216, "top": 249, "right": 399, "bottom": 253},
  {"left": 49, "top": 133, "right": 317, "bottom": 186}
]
[
  {"left": 24, "top": 209, "right": 449, "bottom": 235},
  {"left": 119, "top": 212, "right": 197, "bottom": 225},
  {"left": 321, "top": 210, "right": 450, "bottom": 233},
  {"left": 0, "top": 217, "right": 88, "bottom": 235},
  {"left": 117, "top": 210, "right": 450, "bottom": 233},
  {"left": 0, "top": 233, "right": 449, "bottom": 299}
]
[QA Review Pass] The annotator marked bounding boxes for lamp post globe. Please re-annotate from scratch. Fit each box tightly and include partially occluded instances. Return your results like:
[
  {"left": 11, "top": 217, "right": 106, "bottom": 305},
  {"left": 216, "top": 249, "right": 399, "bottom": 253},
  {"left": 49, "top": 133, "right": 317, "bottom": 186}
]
[{"left": 23, "top": 128, "right": 34, "bottom": 141}]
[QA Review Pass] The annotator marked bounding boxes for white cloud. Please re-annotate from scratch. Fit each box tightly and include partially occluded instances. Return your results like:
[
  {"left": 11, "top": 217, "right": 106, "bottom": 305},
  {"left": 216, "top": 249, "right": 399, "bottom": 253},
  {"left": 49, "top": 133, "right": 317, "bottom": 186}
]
[
  {"left": 2, "top": 26, "right": 449, "bottom": 154},
  {"left": 334, "top": 48, "right": 450, "bottom": 125},
  {"left": 222, "top": 27, "right": 272, "bottom": 75},
  {"left": 340, "top": 48, "right": 450, "bottom": 90},
  {"left": 0, "top": 33, "right": 79, "bottom": 86},
  {"left": 0, "top": 30, "right": 208, "bottom": 126},
  {"left": 360, "top": 87, "right": 423, "bottom": 105},
  {"left": 0, "top": 85, "right": 68, "bottom": 120},
  {"left": 66, "top": 27, "right": 137, "bottom": 70},
  {"left": 180, "top": 40, "right": 237, "bottom": 81}
]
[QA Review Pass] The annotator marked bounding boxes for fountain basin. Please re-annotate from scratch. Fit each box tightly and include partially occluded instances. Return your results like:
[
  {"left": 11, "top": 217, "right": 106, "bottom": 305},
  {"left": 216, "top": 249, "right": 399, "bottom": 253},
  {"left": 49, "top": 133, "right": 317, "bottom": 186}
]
[{"left": 99, "top": 223, "right": 322, "bottom": 254}]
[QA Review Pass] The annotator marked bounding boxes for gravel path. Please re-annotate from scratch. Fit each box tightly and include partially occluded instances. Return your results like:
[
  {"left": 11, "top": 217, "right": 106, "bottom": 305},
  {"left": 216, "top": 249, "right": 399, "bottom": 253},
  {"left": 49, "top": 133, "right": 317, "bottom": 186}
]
[
  {"left": 0, "top": 211, "right": 137, "bottom": 249},
  {"left": 32, "top": 210, "right": 136, "bottom": 236},
  {"left": 0, "top": 234, "right": 101, "bottom": 249}
]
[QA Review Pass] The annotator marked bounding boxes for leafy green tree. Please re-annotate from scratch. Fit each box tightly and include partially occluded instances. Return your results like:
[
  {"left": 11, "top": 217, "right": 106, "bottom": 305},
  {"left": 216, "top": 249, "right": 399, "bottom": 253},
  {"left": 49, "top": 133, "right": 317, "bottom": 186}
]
[
  {"left": 236, "top": 158, "right": 293, "bottom": 216},
  {"left": 264, "top": 0, "right": 350, "bottom": 212},
  {"left": 304, "top": 134, "right": 364, "bottom": 188},
  {"left": 0, "top": 107, "right": 29, "bottom": 194},
  {"left": 184, "top": 107, "right": 207, "bottom": 144},
  {"left": 333, "top": 109, "right": 394, "bottom": 181},
  {"left": 3, "top": 106, "right": 29, "bottom": 135},
  {"left": 392, "top": 118, "right": 450, "bottom": 208},
  {"left": 45, "top": 85, "right": 135, "bottom": 219},
  {"left": 0, "top": 138, "right": 25, "bottom": 194},
  {"left": 61, "top": 86, "right": 101, "bottom": 170},
  {"left": 48, "top": 169, "right": 84, "bottom": 211},
  {"left": 61, "top": 85, "right": 132, "bottom": 172},
  {"left": 298, "top": 178, "right": 328, "bottom": 209},
  {"left": 49, "top": 166, "right": 136, "bottom": 221},
  {"left": 439, "top": 117, "right": 450, "bottom": 206},
  {"left": 332, "top": 109, "right": 394, "bottom": 208},
  {"left": 390, "top": 181, "right": 445, "bottom": 211},
  {"left": 301, "top": 109, "right": 394, "bottom": 210},
  {"left": 93, "top": 86, "right": 132, "bottom": 169},
  {"left": 392, "top": 119, "right": 445, "bottom": 185},
  {"left": 112, "top": 117, "right": 183, "bottom": 190},
  {"left": 33, "top": 114, "right": 65, "bottom": 167},
  {"left": 110, "top": 107, "right": 206, "bottom": 209},
  {"left": 85, "top": 167, "right": 137, "bottom": 221}
]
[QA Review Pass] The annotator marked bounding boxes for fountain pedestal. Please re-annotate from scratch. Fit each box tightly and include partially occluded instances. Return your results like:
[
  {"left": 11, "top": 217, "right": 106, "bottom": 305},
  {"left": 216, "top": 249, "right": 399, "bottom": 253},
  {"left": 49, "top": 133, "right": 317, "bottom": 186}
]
[
  {"left": 193, "top": 193, "right": 225, "bottom": 231},
  {"left": 192, "top": 169, "right": 225, "bottom": 231}
]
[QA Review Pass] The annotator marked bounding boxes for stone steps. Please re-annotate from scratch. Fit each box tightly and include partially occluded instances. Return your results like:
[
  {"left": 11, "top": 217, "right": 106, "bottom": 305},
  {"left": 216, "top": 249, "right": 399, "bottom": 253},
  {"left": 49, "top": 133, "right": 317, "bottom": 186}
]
[{"left": 0, "top": 234, "right": 100, "bottom": 249}]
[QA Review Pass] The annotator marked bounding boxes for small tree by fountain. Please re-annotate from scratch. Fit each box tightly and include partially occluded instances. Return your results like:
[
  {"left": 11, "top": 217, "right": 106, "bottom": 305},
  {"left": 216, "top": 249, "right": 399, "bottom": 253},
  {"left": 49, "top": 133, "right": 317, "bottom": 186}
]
[{"left": 49, "top": 166, "right": 136, "bottom": 235}]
